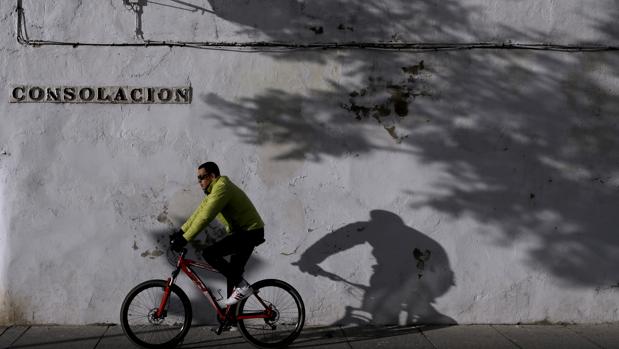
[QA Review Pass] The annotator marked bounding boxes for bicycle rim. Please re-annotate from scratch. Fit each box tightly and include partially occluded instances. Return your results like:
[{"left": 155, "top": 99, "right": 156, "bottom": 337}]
[
  {"left": 237, "top": 279, "right": 305, "bottom": 348},
  {"left": 121, "top": 280, "right": 192, "bottom": 349}
]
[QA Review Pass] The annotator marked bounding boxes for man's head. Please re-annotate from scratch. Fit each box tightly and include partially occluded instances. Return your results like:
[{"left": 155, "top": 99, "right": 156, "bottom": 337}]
[{"left": 197, "top": 162, "right": 220, "bottom": 193}]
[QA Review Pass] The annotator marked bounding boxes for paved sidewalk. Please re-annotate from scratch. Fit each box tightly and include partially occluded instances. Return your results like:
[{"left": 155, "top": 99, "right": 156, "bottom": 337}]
[{"left": 2, "top": 324, "right": 619, "bottom": 348}]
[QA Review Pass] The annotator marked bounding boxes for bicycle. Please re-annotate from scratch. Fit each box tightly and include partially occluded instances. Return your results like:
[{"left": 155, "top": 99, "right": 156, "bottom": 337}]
[{"left": 120, "top": 248, "right": 305, "bottom": 348}]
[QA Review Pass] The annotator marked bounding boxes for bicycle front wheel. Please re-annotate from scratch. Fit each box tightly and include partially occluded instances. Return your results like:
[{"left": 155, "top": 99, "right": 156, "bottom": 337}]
[
  {"left": 120, "top": 279, "right": 192, "bottom": 349},
  {"left": 237, "top": 279, "right": 305, "bottom": 348}
]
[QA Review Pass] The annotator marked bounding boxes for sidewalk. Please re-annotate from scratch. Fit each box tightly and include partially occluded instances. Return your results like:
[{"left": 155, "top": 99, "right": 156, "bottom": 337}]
[{"left": 2, "top": 324, "right": 619, "bottom": 348}]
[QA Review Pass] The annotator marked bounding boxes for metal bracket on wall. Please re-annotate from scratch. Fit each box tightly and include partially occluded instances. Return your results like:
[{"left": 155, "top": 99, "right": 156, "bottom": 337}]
[{"left": 123, "top": 0, "right": 146, "bottom": 39}]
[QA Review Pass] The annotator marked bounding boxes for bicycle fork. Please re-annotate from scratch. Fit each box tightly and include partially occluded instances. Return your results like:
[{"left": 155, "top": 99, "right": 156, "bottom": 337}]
[
  {"left": 155, "top": 267, "right": 181, "bottom": 319},
  {"left": 155, "top": 288, "right": 171, "bottom": 318}
]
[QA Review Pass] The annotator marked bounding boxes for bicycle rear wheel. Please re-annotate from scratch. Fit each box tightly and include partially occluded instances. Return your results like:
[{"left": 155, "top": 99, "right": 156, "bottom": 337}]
[
  {"left": 237, "top": 279, "right": 305, "bottom": 348},
  {"left": 120, "top": 279, "right": 192, "bottom": 349}
]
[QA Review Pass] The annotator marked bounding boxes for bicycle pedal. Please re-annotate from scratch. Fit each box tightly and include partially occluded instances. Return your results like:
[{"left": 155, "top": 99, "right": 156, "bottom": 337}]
[
  {"left": 211, "top": 325, "right": 223, "bottom": 335},
  {"left": 211, "top": 324, "right": 237, "bottom": 335}
]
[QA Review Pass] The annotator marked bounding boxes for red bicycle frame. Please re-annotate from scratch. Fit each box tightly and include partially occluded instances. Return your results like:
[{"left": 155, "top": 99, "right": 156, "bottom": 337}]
[{"left": 155, "top": 249, "right": 273, "bottom": 323}]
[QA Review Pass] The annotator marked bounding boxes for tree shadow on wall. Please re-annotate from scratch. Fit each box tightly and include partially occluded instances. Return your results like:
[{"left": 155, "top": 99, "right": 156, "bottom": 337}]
[
  {"left": 205, "top": 0, "right": 485, "bottom": 45},
  {"left": 293, "top": 210, "right": 456, "bottom": 325},
  {"left": 200, "top": 77, "right": 420, "bottom": 162},
  {"left": 191, "top": 0, "right": 619, "bottom": 292}
]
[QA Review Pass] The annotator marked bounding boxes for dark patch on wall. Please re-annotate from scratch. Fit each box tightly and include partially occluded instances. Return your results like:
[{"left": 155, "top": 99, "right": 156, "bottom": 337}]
[
  {"left": 337, "top": 24, "right": 354, "bottom": 31},
  {"left": 341, "top": 61, "right": 429, "bottom": 141},
  {"left": 132, "top": 241, "right": 138, "bottom": 250},
  {"left": 413, "top": 248, "right": 431, "bottom": 279},
  {"left": 526, "top": 318, "right": 569, "bottom": 326},
  {"left": 591, "top": 176, "right": 609, "bottom": 184},
  {"left": 402, "top": 63, "right": 425, "bottom": 76},
  {"left": 309, "top": 26, "right": 324, "bottom": 35},
  {"left": 2, "top": 293, "right": 30, "bottom": 325},
  {"left": 157, "top": 204, "right": 169, "bottom": 223},
  {"left": 595, "top": 282, "right": 619, "bottom": 292}
]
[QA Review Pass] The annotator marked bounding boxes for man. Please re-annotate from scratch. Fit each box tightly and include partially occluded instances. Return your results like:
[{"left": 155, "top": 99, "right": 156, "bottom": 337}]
[{"left": 170, "top": 162, "right": 265, "bottom": 305}]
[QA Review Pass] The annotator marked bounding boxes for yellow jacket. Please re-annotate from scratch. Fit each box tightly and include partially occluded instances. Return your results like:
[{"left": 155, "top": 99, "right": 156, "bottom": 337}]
[{"left": 182, "top": 176, "right": 264, "bottom": 241}]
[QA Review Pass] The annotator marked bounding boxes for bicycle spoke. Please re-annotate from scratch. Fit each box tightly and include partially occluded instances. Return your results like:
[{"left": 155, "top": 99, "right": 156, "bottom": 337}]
[
  {"left": 238, "top": 281, "right": 304, "bottom": 347},
  {"left": 121, "top": 280, "right": 191, "bottom": 347}
]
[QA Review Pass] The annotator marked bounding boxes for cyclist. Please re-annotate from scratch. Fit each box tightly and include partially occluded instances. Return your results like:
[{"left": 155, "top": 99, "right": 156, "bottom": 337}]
[{"left": 170, "top": 161, "right": 265, "bottom": 306}]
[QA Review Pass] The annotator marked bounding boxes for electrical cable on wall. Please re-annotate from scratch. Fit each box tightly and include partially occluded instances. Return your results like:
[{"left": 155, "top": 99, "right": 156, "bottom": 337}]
[{"left": 15, "top": 0, "right": 619, "bottom": 52}]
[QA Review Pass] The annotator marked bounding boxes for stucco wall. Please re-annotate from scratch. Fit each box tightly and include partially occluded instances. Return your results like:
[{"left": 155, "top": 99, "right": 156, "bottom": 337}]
[{"left": 0, "top": 0, "right": 618, "bottom": 325}]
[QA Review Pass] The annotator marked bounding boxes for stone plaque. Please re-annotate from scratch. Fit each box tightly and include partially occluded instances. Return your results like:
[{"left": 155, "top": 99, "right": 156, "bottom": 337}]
[{"left": 10, "top": 85, "right": 192, "bottom": 104}]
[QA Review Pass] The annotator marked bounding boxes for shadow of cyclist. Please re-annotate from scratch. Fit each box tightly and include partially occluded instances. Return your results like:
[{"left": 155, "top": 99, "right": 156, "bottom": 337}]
[{"left": 294, "top": 210, "right": 456, "bottom": 325}]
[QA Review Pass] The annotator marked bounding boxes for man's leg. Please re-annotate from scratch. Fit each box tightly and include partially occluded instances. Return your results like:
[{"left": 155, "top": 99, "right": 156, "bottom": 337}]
[
  {"left": 227, "top": 247, "right": 255, "bottom": 296},
  {"left": 202, "top": 229, "right": 264, "bottom": 288},
  {"left": 203, "top": 229, "right": 265, "bottom": 309},
  {"left": 202, "top": 233, "right": 247, "bottom": 282},
  {"left": 229, "top": 228, "right": 264, "bottom": 292},
  {"left": 226, "top": 246, "right": 255, "bottom": 325}
]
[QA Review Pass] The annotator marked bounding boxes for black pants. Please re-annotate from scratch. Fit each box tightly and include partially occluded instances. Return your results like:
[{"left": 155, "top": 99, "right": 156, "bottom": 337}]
[{"left": 202, "top": 228, "right": 265, "bottom": 297}]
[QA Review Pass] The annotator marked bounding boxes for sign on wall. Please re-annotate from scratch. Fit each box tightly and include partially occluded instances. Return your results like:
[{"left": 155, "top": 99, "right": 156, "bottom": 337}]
[{"left": 9, "top": 85, "right": 192, "bottom": 104}]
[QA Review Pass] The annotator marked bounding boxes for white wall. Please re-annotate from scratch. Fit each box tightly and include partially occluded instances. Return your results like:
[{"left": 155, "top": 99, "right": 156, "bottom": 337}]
[
  {"left": 0, "top": 0, "right": 618, "bottom": 325},
  {"left": 0, "top": 147, "right": 9, "bottom": 324}
]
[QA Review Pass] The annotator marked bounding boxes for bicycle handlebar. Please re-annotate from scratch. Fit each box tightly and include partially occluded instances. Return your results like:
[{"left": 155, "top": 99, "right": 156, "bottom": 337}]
[{"left": 166, "top": 247, "right": 188, "bottom": 267}]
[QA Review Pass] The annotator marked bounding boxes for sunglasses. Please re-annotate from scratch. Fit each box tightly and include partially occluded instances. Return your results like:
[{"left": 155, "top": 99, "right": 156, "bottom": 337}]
[{"left": 197, "top": 174, "right": 211, "bottom": 181}]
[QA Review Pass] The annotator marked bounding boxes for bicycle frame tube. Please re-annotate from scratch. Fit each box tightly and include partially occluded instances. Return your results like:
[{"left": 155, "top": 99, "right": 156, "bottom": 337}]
[
  {"left": 157, "top": 250, "right": 273, "bottom": 321},
  {"left": 180, "top": 258, "right": 229, "bottom": 320}
]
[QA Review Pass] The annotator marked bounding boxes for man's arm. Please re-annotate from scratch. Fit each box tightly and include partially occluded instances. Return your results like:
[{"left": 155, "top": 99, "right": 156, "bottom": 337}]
[
  {"left": 181, "top": 197, "right": 205, "bottom": 235},
  {"left": 182, "top": 181, "right": 231, "bottom": 241}
]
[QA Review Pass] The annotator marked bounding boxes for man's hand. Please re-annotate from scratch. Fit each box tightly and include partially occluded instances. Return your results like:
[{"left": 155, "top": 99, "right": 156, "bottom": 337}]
[{"left": 170, "top": 230, "right": 188, "bottom": 252}]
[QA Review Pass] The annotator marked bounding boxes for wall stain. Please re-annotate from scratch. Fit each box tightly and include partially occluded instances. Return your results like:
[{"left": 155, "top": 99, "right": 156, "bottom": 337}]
[
  {"left": 595, "top": 283, "right": 619, "bottom": 292},
  {"left": 309, "top": 26, "right": 324, "bottom": 34},
  {"left": 384, "top": 125, "right": 408, "bottom": 143},
  {"left": 140, "top": 248, "right": 164, "bottom": 259},
  {"left": 413, "top": 248, "right": 431, "bottom": 279},
  {"left": 341, "top": 61, "right": 430, "bottom": 141},
  {"left": 526, "top": 318, "right": 569, "bottom": 325},
  {"left": 281, "top": 245, "right": 300, "bottom": 256},
  {"left": 591, "top": 176, "right": 610, "bottom": 184},
  {"left": 157, "top": 204, "right": 170, "bottom": 224},
  {"left": 132, "top": 241, "right": 138, "bottom": 250},
  {"left": 337, "top": 24, "right": 354, "bottom": 31},
  {"left": 0, "top": 292, "right": 29, "bottom": 324}
]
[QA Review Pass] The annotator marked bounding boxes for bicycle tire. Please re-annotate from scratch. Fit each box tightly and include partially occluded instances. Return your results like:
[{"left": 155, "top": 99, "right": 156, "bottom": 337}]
[
  {"left": 120, "top": 279, "right": 192, "bottom": 349},
  {"left": 237, "top": 279, "right": 305, "bottom": 348}
]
